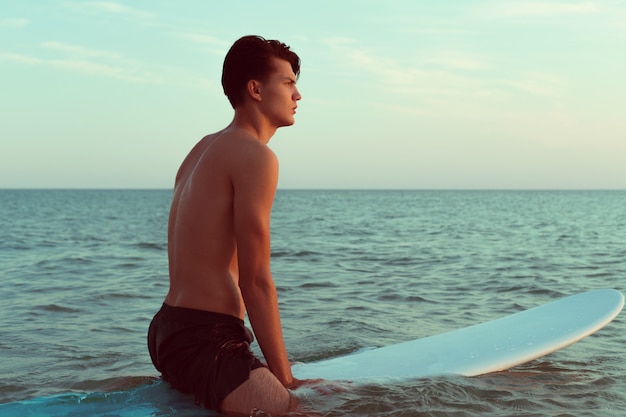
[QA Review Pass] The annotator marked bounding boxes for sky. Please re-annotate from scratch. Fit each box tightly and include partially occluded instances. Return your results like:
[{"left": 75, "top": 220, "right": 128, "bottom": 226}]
[{"left": 1, "top": 1, "right": 625, "bottom": 189}]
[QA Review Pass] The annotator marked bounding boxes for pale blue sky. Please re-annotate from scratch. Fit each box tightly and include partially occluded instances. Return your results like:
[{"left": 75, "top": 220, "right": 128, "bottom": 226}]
[{"left": 1, "top": 1, "right": 625, "bottom": 189}]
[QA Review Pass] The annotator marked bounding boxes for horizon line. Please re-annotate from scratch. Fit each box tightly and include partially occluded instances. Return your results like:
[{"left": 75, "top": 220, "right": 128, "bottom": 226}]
[{"left": 1, "top": 187, "right": 625, "bottom": 192}]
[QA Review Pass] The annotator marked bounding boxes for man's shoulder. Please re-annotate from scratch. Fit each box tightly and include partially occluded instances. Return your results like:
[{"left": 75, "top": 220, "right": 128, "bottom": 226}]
[
  {"left": 182, "top": 129, "right": 277, "bottom": 181},
  {"left": 222, "top": 131, "right": 277, "bottom": 164}
]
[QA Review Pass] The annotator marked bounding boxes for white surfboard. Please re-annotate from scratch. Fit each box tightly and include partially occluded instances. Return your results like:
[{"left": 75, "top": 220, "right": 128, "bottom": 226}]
[{"left": 292, "top": 289, "right": 624, "bottom": 381}]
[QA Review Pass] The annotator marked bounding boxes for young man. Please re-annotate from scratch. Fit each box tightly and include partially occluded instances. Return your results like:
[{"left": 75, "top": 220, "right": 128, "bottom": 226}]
[{"left": 148, "top": 36, "right": 311, "bottom": 415}]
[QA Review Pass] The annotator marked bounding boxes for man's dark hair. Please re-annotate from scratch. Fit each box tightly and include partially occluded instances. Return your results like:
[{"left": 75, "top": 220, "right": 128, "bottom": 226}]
[{"left": 221, "top": 35, "right": 301, "bottom": 108}]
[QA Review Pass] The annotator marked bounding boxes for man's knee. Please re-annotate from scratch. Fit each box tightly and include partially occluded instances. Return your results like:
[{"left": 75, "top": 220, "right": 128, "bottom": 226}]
[{"left": 220, "top": 368, "right": 294, "bottom": 415}]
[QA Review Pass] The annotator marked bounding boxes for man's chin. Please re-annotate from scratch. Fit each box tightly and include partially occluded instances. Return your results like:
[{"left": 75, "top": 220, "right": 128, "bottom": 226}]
[{"left": 279, "top": 118, "right": 296, "bottom": 128}]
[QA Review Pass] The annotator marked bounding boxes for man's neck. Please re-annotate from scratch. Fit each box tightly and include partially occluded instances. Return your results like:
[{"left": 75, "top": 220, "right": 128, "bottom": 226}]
[{"left": 230, "top": 108, "right": 277, "bottom": 145}]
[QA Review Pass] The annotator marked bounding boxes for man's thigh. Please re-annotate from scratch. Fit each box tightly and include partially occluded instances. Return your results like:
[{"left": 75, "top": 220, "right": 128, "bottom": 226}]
[{"left": 219, "top": 367, "right": 295, "bottom": 415}]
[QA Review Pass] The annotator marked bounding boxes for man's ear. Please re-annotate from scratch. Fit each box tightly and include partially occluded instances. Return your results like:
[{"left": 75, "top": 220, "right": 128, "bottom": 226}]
[{"left": 247, "top": 80, "right": 262, "bottom": 102}]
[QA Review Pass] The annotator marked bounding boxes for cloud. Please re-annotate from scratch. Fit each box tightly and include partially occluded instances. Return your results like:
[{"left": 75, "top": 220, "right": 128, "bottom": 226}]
[
  {"left": 404, "top": 27, "right": 479, "bottom": 37},
  {"left": 322, "top": 36, "right": 358, "bottom": 47},
  {"left": 41, "top": 41, "right": 123, "bottom": 60},
  {"left": 499, "top": 73, "right": 564, "bottom": 97},
  {"left": 1, "top": 38, "right": 193, "bottom": 85},
  {"left": 487, "top": 1, "right": 599, "bottom": 18},
  {"left": 1, "top": 18, "right": 30, "bottom": 28},
  {"left": 422, "top": 54, "right": 490, "bottom": 71},
  {"left": 37, "top": 40, "right": 159, "bottom": 82},
  {"left": 173, "top": 32, "right": 231, "bottom": 48},
  {"left": 171, "top": 32, "right": 231, "bottom": 56},
  {"left": 1, "top": 41, "right": 214, "bottom": 89},
  {"left": 331, "top": 45, "right": 487, "bottom": 111},
  {"left": 326, "top": 41, "right": 488, "bottom": 89},
  {"left": 316, "top": 37, "right": 566, "bottom": 123},
  {"left": 62, "top": 1, "right": 154, "bottom": 20},
  {"left": 0, "top": 52, "right": 40, "bottom": 65},
  {"left": 0, "top": 51, "right": 164, "bottom": 84}
]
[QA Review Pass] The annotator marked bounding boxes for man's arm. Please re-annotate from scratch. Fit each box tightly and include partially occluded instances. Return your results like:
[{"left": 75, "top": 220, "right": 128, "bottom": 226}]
[{"left": 231, "top": 139, "right": 296, "bottom": 387}]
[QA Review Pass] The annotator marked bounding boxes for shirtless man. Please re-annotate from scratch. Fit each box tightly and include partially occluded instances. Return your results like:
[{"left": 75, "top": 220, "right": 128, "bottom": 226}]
[{"left": 148, "top": 36, "right": 310, "bottom": 415}]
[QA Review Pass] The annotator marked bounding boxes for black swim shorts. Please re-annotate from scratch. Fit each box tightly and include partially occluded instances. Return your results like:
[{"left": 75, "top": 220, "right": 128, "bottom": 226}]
[{"left": 147, "top": 304, "right": 266, "bottom": 409}]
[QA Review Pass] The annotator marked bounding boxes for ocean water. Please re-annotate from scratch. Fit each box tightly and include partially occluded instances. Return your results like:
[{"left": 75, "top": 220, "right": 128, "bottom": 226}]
[{"left": 1, "top": 189, "right": 625, "bottom": 416}]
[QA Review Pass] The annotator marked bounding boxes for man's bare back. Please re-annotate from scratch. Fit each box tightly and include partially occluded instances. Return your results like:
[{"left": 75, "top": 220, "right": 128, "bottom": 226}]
[{"left": 165, "top": 129, "right": 275, "bottom": 320}]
